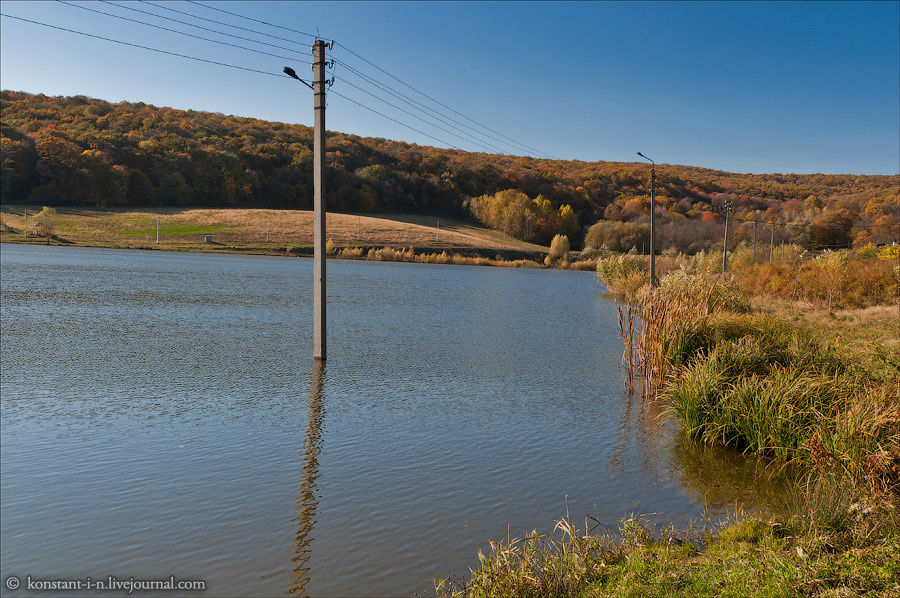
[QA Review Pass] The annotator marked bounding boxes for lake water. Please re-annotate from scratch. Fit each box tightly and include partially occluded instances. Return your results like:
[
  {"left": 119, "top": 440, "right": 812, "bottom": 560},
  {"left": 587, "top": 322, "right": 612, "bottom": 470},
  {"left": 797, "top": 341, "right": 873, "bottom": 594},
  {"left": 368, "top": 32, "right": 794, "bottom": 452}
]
[{"left": 0, "top": 244, "right": 792, "bottom": 596}]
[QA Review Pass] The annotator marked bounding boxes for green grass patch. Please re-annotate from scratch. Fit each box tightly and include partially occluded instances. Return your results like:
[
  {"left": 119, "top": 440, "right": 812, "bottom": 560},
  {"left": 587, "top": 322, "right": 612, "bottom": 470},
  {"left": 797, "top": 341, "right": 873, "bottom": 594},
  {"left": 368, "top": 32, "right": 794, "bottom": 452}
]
[
  {"left": 663, "top": 312, "right": 897, "bottom": 486},
  {"left": 120, "top": 223, "right": 227, "bottom": 237},
  {"left": 439, "top": 502, "right": 900, "bottom": 597}
]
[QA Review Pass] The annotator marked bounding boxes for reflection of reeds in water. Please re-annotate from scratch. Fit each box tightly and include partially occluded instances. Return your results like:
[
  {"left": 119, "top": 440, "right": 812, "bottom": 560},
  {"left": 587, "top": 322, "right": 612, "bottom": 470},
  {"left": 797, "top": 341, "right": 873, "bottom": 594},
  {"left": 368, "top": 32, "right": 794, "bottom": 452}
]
[
  {"left": 671, "top": 430, "right": 797, "bottom": 515},
  {"left": 611, "top": 300, "right": 676, "bottom": 481},
  {"left": 610, "top": 289, "right": 719, "bottom": 480},
  {"left": 616, "top": 302, "right": 636, "bottom": 399},
  {"left": 288, "top": 361, "right": 326, "bottom": 596}
]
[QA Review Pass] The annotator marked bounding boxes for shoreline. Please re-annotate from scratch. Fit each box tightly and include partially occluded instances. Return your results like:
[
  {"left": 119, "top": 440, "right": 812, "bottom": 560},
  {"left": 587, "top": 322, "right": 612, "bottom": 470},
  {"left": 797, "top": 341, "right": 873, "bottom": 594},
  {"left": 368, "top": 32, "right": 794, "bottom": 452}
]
[
  {"left": 443, "top": 259, "right": 899, "bottom": 596},
  {"left": 0, "top": 205, "right": 609, "bottom": 270},
  {"left": 0, "top": 238, "right": 600, "bottom": 271}
]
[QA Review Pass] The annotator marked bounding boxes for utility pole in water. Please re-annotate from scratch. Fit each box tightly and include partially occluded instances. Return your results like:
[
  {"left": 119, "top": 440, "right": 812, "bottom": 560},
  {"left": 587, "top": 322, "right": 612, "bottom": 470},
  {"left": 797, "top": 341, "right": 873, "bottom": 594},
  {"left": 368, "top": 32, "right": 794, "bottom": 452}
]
[
  {"left": 284, "top": 39, "right": 333, "bottom": 360},
  {"left": 636, "top": 152, "right": 657, "bottom": 286},
  {"left": 312, "top": 39, "right": 328, "bottom": 360}
]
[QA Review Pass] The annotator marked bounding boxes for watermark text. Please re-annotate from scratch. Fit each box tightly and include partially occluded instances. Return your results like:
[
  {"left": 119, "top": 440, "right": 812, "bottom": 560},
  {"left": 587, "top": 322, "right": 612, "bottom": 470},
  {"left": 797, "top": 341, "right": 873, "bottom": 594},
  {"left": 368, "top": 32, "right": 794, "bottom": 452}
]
[{"left": 4, "top": 575, "right": 206, "bottom": 593}]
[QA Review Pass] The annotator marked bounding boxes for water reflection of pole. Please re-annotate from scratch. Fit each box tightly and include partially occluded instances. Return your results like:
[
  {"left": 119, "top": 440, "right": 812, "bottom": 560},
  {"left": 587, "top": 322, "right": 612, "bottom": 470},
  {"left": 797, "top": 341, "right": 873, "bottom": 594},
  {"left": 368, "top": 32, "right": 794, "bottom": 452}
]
[{"left": 289, "top": 361, "right": 326, "bottom": 596}]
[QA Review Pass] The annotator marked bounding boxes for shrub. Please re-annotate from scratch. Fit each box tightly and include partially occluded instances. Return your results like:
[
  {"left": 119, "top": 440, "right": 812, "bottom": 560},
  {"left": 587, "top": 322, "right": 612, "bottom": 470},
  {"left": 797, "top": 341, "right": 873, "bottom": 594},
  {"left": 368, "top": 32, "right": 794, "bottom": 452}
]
[
  {"left": 734, "top": 249, "right": 897, "bottom": 308},
  {"left": 549, "top": 234, "right": 569, "bottom": 260},
  {"left": 877, "top": 245, "right": 899, "bottom": 261},
  {"left": 31, "top": 206, "right": 56, "bottom": 241},
  {"left": 584, "top": 220, "right": 649, "bottom": 252},
  {"left": 596, "top": 253, "right": 647, "bottom": 297},
  {"left": 658, "top": 270, "right": 750, "bottom": 313}
]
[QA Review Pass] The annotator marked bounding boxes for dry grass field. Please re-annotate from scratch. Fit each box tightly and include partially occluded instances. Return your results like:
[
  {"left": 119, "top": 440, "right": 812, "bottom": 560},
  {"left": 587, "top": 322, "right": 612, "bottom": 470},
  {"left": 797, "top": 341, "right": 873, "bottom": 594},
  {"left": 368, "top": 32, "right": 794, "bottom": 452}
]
[{"left": 0, "top": 205, "right": 548, "bottom": 257}]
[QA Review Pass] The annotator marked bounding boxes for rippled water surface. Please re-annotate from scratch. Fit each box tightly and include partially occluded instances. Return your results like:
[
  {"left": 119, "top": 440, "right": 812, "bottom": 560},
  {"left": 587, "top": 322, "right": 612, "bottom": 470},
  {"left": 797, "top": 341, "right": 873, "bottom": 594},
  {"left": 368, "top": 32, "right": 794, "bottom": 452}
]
[{"left": 1, "top": 244, "right": 790, "bottom": 596}]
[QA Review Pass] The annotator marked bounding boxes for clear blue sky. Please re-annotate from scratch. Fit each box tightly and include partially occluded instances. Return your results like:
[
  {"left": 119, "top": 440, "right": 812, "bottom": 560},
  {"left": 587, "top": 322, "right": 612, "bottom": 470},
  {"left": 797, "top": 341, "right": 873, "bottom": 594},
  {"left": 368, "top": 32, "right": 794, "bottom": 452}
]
[{"left": 1, "top": 1, "right": 898, "bottom": 174}]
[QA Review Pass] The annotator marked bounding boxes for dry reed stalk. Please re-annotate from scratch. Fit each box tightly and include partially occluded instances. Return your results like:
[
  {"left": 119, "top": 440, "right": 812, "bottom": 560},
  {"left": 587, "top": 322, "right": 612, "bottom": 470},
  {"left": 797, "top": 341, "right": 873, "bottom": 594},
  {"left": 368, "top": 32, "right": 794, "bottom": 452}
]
[
  {"left": 617, "top": 301, "right": 636, "bottom": 397},
  {"left": 628, "top": 282, "right": 718, "bottom": 397}
]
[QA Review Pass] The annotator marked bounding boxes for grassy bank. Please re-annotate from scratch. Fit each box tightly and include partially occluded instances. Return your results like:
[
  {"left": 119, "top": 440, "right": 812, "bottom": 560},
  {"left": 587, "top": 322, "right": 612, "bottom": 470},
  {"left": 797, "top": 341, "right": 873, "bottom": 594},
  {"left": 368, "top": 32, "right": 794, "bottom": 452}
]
[
  {"left": 600, "top": 247, "right": 899, "bottom": 494},
  {"left": 0, "top": 204, "right": 547, "bottom": 257},
  {"left": 438, "top": 488, "right": 900, "bottom": 597},
  {"left": 444, "top": 247, "right": 898, "bottom": 596},
  {"left": 0, "top": 205, "right": 607, "bottom": 269}
]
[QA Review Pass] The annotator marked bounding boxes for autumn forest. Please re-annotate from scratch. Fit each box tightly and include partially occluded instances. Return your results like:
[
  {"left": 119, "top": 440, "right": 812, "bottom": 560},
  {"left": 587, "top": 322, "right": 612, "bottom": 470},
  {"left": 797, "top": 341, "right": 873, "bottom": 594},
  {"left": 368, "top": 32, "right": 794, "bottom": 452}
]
[{"left": 1, "top": 90, "right": 897, "bottom": 251}]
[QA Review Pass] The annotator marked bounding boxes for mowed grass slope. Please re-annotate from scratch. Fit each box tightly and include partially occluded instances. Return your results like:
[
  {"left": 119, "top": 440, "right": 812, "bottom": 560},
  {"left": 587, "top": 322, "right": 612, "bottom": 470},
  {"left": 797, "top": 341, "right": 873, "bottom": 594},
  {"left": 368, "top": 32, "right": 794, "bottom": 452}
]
[{"left": 0, "top": 206, "right": 548, "bottom": 255}]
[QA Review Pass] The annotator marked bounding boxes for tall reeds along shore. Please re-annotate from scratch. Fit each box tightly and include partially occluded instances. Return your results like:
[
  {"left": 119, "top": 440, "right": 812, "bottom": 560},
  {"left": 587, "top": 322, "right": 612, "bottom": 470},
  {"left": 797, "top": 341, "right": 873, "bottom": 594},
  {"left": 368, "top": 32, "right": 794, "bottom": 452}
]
[{"left": 439, "top": 246, "right": 899, "bottom": 597}]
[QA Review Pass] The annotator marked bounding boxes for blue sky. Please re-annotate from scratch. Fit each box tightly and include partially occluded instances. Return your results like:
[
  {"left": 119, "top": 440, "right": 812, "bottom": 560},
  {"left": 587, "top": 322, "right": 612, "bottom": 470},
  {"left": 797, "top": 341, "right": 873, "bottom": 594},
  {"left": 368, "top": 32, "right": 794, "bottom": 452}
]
[{"left": 1, "top": 1, "right": 898, "bottom": 174}]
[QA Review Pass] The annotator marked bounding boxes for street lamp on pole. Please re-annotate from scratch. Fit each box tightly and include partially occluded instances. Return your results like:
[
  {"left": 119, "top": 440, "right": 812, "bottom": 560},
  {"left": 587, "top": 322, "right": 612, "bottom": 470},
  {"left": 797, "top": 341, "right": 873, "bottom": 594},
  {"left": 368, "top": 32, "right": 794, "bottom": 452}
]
[
  {"left": 636, "top": 152, "right": 657, "bottom": 287},
  {"left": 284, "top": 50, "right": 329, "bottom": 360}
]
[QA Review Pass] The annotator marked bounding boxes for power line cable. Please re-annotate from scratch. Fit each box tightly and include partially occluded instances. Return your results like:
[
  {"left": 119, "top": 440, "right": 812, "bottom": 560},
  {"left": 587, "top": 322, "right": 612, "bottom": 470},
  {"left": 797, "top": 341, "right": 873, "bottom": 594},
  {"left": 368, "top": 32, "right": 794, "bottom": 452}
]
[
  {"left": 165, "top": 1, "right": 510, "bottom": 152},
  {"left": 332, "top": 55, "right": 548, "bottom": 158},
  {"left": 0, "top": 13, "right": 283, "bottom": 78},
  {"left": 127, "top": 0, "right": 506, "bottom": 153},
  {"left": 186, "top": 0, "right": 317, "bottom": 39},
  {"left": 55, "top": 1, "right": 309, "bottom": 64},
  {"left": 106, "top": 2, "right": 509, "bottom": 152},
  {"left": 334, "top": 41, "right": 550, "bottom": 158},
  {"left": 140, "top": 0, "right": 310, "bottom": 50},
  {"left": 99, "top": 0, "right": 312, "bottom": 61},
  {"left": 337, "top": 76, "right": 507, "bottom": 155},
  {"left": 328, "top": 89, "right": 462, "bottom": 151},
  {"left": 1, "top": 12, "right": 494, "bottom": 151},
  {"left": 182, "top": 0, "right": 549, "bottom": 157},
  {"left": 332, "top": 58, "right": 515, "bottom": 155}
]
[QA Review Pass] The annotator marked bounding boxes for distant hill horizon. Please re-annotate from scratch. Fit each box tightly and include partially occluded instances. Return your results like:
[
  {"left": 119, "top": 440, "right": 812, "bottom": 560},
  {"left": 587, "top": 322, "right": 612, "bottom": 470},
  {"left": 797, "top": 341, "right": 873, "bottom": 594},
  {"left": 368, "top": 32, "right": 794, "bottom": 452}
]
[
  {"left": 2, "top": 89, "right": 897, "bottom": 249},
  {"left": 4, "top": 89, "right": 896, "bottom": 178}
]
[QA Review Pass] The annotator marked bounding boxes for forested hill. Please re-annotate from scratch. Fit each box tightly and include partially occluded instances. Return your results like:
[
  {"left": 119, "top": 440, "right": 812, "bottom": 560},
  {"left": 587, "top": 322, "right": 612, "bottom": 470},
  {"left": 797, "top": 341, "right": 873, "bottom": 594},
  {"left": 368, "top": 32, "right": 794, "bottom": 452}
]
[{"left": 2, "top": 90, "right": 898, "bottom": 248}]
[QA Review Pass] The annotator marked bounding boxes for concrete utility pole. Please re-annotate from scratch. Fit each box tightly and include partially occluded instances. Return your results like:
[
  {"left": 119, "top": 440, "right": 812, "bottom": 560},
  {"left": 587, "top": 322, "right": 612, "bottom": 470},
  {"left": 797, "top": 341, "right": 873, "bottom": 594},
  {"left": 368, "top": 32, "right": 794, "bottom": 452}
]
[
  {"left": 284, "top": 39, "right": 332, "bottom": 360},
  {"left": 752, "top": 216, "right": 757, "bottom": 265},
  {"left": 23, "top": 209, "right": 27, "bottom": 239},
  {"left": 769, "top": 223, "right": 775, "bottom": 263},
  {"left": 312, "top": 39, "right": 328, "bottom": 360},
  {"left": 156, "top": 213, "right": 160, "bottom": 244},
  {"left": 722, "top": 200, "right": 732, "bottom": 273},
  {"left": 636, "top": 152, "right": 657, "bottom": 286}
]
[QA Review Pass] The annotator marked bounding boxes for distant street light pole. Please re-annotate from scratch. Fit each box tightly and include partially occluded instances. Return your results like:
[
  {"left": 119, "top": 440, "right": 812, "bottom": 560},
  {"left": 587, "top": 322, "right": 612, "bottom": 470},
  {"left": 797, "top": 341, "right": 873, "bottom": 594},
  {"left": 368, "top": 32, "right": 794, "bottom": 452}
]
[
  {"left": 752, "top": 215, "right": 757, "bottom": 265},
  {"left": 722, "top": 200, "right": 733, "bottom": 273},
  {"left": 636, "top": 152, "right": 657, "bottom": 287}
]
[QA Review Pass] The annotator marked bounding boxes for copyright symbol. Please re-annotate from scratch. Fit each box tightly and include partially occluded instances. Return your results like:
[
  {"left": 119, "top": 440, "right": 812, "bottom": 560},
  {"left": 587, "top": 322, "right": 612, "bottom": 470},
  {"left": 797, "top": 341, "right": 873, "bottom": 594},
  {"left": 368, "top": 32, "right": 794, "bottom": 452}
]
[{"left": 5, "top": 576, "right": 20, "bottom": 590}]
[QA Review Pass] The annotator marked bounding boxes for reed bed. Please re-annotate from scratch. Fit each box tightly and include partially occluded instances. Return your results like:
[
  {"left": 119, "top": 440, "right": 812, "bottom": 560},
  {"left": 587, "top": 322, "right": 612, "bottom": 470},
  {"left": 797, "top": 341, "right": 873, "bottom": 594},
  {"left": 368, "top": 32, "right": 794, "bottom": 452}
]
[
  {"left": 600, "top": 257, "right": 900, "bottom": 496},
  {"left": 330, "top": 245, "right": 543, "bottom": 268}
]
